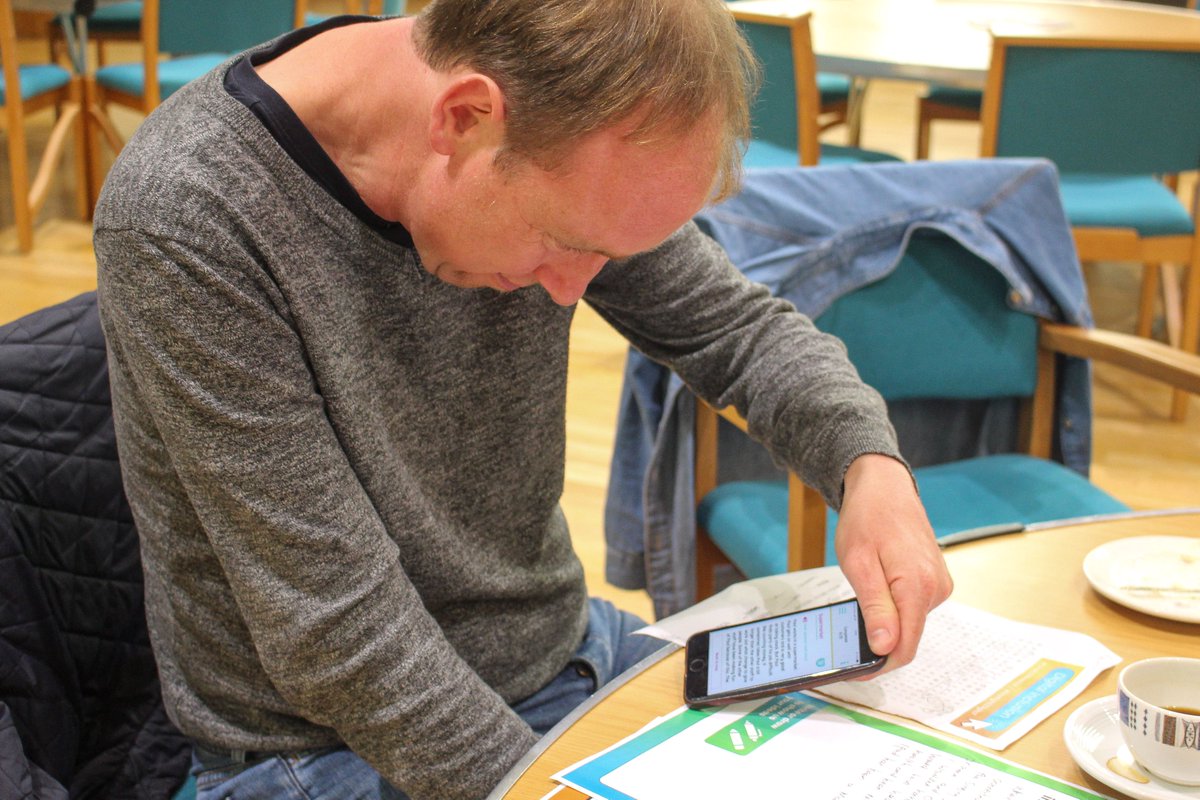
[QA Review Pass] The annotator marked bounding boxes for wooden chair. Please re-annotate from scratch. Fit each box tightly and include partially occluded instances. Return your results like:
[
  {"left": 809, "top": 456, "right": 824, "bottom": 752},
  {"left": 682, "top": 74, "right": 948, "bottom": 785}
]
[
  {"left": 728, "top": 5, "right": 898, "bottom": 168},
  {"left": 0, "top": 0, "right": 85, "bottom": 252},
  {"left": 694, "top": 231, "right": 1200, "bottom": 599},
  {"left": 914, "top": 85, "right": 981, "bottom": 161},
  {"left": 980, "top": 32, "right": 1200, "bottom": 420},
  {"left": 810, "top": 69, "right": 869, "bottom": 148},
  {"left": 84, "top": 0, "right": 300, "bottom": 207},
  {"left": 814, "top": 73, "right": 852, "bottom": 135},
  {"left": 921, "top": 1, "right": 1200, "bottom": 161},
  {"left": 49, "top": 1, "right": 142, "bottom": 69}
]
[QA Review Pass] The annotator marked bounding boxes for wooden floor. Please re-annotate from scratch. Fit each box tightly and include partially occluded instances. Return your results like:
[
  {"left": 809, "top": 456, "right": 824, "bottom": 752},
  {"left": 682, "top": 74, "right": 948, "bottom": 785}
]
[{"left": 2, "top": 78, "right": 1196, "bottom": 624}]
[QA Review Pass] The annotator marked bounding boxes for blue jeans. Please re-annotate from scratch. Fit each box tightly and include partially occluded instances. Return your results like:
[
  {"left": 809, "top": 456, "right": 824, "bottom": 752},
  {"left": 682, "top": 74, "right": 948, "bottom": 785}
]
[{"left": 190, "top": 597, "right": 663, "bottom": 799}]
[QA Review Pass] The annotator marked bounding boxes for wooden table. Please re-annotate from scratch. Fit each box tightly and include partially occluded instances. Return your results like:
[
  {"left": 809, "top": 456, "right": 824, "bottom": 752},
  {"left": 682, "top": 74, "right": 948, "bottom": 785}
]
[
  {"left": 728, "top": 0, "right": 1200, "bottom": 87},
  {"left": 15, "top": 0, "right": 124, "bottom": 71},
  {"left": 495, "top": 512, "right": 1200, "bottom": 800}
]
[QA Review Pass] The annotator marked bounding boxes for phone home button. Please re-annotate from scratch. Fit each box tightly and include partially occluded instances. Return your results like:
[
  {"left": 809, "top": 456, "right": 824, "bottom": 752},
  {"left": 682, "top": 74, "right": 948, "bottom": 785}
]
[{"left": 689, "top": 658, "right": 706, "bottom": 673}]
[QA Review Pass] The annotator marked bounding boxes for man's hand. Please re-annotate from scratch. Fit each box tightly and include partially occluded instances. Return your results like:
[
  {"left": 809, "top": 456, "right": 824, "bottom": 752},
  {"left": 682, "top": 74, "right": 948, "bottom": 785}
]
[{"left": 834, "top": 453, "right": 952, "bottom": 674}]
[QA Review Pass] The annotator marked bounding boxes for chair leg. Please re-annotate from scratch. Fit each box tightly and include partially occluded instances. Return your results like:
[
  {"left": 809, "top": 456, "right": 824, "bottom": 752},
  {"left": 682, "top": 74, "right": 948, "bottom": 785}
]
[
  {"left": 1137, "top": 262, "right": 1161, "bottom": 340},
  {"left": 47, "top": 17, "right": 70, "bottom": 69},
  {"left": 695, "top": 527, "right": 723, "bottom": 601},
  {"left": 83, "top": 77, "right": 125, "bottom": 212},
  {"left": 787, "top": 477, "right": 827, "bottom": 571},
  {"left": 1152, "top": 174, "right": 1187, "bottom": 347},
  {"left": 915, "top": 101, "right": 932, "bottom": 161},
  {"left": 85, "top": 79, "right": 106, "bottom": 213},
  {"left": 7, "top": 106, "right": 35, "bottom": 253},
  {"left": 28, "top": 101, "right": 82, "bottom": 221},
  {"left": 846, "top": 77, "right": 868, "bottom": 148},
  {"left": 1161, "top": 264, "right": 1183, "bottom": 348},
  {"left": 1172, "top": 250, "right": 1200, "bottom": 420},
  {"left": 70, "top": 79, "right": 89, "bottom": 221}
]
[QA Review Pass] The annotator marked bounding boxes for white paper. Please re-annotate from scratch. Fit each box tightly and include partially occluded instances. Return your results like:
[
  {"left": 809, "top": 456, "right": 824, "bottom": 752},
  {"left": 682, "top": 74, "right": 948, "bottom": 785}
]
[
  {"left": 638, "top": 570, "right": 1120, "bottom": 750},
  {"left": 554, "top": 694, "right": 1110, "bottom": 800},
  {"left": 634, "top": 566, "right": 854, "bottom": 645},
  {"left": 820, "top": 601, "right": 1120, "bottom": 749}
]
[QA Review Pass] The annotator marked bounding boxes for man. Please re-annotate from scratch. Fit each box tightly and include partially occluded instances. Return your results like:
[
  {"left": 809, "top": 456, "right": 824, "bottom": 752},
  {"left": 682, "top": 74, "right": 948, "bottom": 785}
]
[{"left": 93, "top": 1, "right": 952, "bottom": 798}]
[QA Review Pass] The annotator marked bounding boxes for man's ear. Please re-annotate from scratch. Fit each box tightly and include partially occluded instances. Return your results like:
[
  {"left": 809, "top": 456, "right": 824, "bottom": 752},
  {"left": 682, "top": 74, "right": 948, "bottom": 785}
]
[{"left": 428, "top": 73, "right": 506, "bottom": 156}]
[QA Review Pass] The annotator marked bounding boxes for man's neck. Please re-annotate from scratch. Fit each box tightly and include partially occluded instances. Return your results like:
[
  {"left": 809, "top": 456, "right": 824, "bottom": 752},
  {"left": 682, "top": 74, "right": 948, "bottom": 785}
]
[{"left": 253, "top": 17, "right": 428, "bottom": 223}]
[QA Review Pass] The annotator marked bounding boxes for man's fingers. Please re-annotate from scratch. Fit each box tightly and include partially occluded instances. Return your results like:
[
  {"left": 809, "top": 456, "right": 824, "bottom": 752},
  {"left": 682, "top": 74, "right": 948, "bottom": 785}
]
[
  {"left": 842, "top": 543, "right": 952, "bottom": 675},
  {"left": 863, "top": 600, "right": 898, "bottom": 657},
  {"left": 882, "top": 560, "right": 953, "bottom": 668},
  {"left": 834, "top": 453, "right": 955, "bottom": 675},
  {"left": 886, "top": 591, "right": 929, "bottom": 667},
  {"left": 842, "top": 555, "right": 899, "bottom": 656}
]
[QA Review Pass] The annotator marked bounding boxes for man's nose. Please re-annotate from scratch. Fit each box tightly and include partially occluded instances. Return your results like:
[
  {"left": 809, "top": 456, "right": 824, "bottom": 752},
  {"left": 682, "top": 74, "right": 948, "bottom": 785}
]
[{"left": 535, "top": 253, "right": 610, "bottom": 306}]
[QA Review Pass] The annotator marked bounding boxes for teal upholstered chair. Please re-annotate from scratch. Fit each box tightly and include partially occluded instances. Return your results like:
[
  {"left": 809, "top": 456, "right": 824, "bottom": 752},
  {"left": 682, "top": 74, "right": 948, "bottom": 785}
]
[
  {"left": 1, "top": 0, "right": 86, "bottom": 252},
  {"left": 915, "top": 84, "right": 981, "bottom": 160},
  {"left": 51, "top": 1, "right": 142, "bottom": 67},
  {"left": 813, "top": 71, "right": 856, "bottom": 138},
  {"left": 693, "top": 231, "right": 1200, "bottom": 597},
  {"left": 172, "top": 774, "right": 196, "bottom": 800},
  {"left": 730, "top": 7, "right": 899, "bottom": 168},
  {"left": 980, "top": 33, "right": 1200, "bottom": 421},
  {"left": 87, "top": 0, "right": 143, "bottom": 34},
  {"left": 84, "top": 0, "right": 299, "bottom": 205},
  {"left": 89, "top": 0, "right": 299, "bottom": 110}
]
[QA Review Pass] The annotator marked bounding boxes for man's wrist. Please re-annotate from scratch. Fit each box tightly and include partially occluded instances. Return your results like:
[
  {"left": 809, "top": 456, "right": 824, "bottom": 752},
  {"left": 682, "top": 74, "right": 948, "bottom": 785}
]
[{"left": 842, "top": 452, "right": 917, "bottom": 500}]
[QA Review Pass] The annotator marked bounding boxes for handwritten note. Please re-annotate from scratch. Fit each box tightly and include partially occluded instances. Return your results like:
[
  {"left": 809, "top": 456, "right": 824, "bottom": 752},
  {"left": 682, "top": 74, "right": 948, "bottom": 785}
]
[{"left": 819, "top": 602, "right": 1119, "bottom": 749}]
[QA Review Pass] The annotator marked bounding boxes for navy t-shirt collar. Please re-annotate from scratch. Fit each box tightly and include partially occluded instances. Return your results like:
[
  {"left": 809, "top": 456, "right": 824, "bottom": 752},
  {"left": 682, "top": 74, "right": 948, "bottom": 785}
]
[{"left": 224, "top": 16, "right": 415, "bottom": 248}]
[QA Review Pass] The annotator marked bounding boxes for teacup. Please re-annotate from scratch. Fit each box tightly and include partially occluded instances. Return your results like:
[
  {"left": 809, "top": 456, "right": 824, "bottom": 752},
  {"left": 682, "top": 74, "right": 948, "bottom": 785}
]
[{"left": 1118, "top": 657, "right": 1200, "bottom": 786}]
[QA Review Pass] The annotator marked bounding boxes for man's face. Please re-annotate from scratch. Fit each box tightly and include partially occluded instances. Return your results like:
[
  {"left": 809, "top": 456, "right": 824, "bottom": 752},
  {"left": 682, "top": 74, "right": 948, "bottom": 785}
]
[{"left": 411, "top": 116, "right": 722, "bottom": 306}]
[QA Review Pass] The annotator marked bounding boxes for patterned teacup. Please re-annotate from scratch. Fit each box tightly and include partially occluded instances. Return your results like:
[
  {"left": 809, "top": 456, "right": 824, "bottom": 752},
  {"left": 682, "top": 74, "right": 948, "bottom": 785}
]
[{"left": 1118, "top": 657, "right": 1200, "bottom": 786}]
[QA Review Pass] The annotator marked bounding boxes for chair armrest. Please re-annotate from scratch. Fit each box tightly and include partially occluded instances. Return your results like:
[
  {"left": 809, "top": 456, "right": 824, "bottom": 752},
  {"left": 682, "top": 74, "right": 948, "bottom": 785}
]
[
  {"left": 695, "top": 398, "right": 827, "bottom": 581},
  {"left": 711, "top": 403, "right": 750, "bottom": 433},
  {"left": 1040, "top": 323, "right": 1200, "bottom": 395}
]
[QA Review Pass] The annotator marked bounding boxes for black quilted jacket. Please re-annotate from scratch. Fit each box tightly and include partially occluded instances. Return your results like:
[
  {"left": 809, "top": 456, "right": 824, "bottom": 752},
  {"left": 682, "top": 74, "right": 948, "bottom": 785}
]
[{"left": 0, "top": 293, "right": 190, "bottom": 799}]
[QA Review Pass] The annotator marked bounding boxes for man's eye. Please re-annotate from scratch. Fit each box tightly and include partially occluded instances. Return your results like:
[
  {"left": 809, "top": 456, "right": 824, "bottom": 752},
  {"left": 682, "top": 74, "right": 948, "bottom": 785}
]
[{"left": 547, "top": 235, "right": 585, "bottom": 255}]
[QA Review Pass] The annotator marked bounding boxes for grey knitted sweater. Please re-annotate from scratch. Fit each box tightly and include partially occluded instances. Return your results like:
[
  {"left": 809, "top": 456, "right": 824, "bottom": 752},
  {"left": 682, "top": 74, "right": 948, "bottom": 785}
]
[{"left": 93, "top": 60, "right": 899, "bottom": 799}]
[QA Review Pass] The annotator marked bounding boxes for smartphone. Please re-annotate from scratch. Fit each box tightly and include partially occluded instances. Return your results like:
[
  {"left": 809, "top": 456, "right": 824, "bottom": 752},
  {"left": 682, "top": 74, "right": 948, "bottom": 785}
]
[{"left": 683, "top": 597, "right": 886, "bottom": 708}]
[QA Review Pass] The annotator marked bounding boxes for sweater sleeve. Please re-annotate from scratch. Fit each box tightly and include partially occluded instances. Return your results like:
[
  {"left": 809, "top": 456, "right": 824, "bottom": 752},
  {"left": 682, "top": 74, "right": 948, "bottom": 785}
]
[
  {"left": 585, "top": 221, "right": 901, "bottom": 509},
  {"left": 95, "top": 227, "right": 537, "bottom": 800}
]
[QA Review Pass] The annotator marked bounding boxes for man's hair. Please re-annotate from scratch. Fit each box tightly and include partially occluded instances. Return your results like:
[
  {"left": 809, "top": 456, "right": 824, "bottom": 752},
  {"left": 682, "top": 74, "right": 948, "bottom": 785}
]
[{"left": 413, "top": 0, "right": 759, "bottom": 200}]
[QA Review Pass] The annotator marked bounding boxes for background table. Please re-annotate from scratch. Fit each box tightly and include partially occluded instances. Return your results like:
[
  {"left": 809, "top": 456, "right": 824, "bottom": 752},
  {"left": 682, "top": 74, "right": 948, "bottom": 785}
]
[
  {"left": 13, "top": 0, "right": 119, "bottom": 11},
  {"left": 496, "top": 512, "right": 1200, "bottom": 800},
  {"left": 729, "top": 0, "right": 1200, "bottom": 87},
  {"left": 14, "top": 0, "right": 125, "bottom": 72}
]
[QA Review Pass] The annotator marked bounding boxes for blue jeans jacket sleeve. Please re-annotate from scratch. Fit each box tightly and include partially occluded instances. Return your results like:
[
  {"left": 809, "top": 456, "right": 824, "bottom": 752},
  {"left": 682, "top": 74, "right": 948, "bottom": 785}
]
[{"left": 603, "top": 158, "right": 1094, "bottom": 618}]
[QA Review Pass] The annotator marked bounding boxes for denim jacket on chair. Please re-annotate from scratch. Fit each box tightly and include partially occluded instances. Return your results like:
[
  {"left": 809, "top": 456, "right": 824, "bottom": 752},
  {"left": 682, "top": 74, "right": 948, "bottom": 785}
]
[{"left": 603, "top": 158, "right": 1094, "bottom": 618}]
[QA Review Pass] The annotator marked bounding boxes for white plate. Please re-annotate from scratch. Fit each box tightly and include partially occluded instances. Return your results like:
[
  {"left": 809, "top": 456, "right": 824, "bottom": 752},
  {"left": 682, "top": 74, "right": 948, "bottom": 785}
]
[
  {"left": 1083, "top": 536, "right": 1200, "bottom": 624},
  {"left": 1064, "top": 696, "right": 1200, "bottom": 800}
]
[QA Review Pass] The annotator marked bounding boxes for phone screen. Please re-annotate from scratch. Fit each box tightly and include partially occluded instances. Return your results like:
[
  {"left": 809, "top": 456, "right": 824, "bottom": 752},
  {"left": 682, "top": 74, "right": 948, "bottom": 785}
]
[{"left": 703, "top": 598, "right": 869, "bottom": 696}]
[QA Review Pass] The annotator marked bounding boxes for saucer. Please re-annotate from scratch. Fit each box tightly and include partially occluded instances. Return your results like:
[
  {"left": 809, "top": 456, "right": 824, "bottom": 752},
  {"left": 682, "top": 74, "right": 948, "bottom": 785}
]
[
  {"left": 1083, "top": 536, "right": 1200, "bottom": 624},
  {"left": 1063, "top": 696, "right": 1200, "bottom": 800}
]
